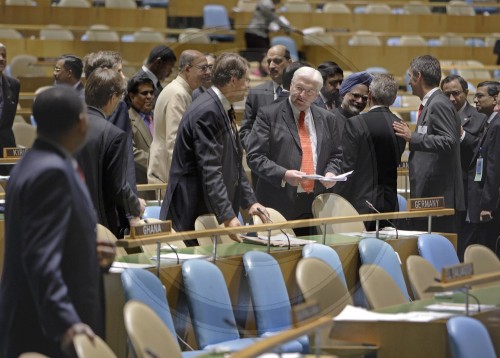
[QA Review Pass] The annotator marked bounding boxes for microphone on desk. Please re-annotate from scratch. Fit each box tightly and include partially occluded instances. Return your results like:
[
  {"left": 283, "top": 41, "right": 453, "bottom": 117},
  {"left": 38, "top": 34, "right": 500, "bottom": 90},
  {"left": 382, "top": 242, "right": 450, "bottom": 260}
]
[
  {"left": 257, "top": 207, "right": 291, "bottom": 250},
  {"left": 365, "top": 200, "right": 399, "bottom": 240}
]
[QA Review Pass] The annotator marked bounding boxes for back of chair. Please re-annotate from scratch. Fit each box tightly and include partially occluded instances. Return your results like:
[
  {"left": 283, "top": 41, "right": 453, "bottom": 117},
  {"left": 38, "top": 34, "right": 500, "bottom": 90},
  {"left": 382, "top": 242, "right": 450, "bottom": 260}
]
[
  {"left": 302, "top": 243, "right": 347, "bottom": 287},
  {"left": 182, "top": 260, "right": 240, "bottom": 348},
  {"left": 12, "top": 122, "right": 36, "bottom": 148},
  {"left": 124, "top": 301, "right": 182, "bottom": 358},
  {"left": 270, "top": 36, "right": 299, "bottom": 61},
  {"left": 359, "top": 264, "right": 409, "bottom": 309},
  {"left": 143, "top": 205, "right": 161, "bottom": 220},
  {"left": 464, "top": 244, "right": 500, "bottom": 274},
  {"left": 97, "top": 223, "right": 127, "bottom": 257},
  {"left": 194, "top": 214, "right": 232, "bottom": 245},
  {"left": 446, "top": 316, "right": 496, "bottom": 358},
  {"left": 397, "top": 194, "right": 408, "bottom": 211},
  {"left": 312, "top": 193, "right": 365, "bottom": 234},
  {"left": 121, "top": 269, "right": 178, "bottom": 336},
  {"left": 252, "top": 207, "right": 295, "bottom": 237},
  {"left": 358, "top": 238, "right": 410, "bottom": 301},
  {"left": 418, "top": 234, "right": 459, "bottom": 273},
  {"left": 297, "top": 257, "right": 353, "bottom": 317},
  {"left": 242, "top": 251, "right": 292, "bottom": 335},
  {"left": 406, "top": 255, "right": 439, "bottom": 300},
  {"left": 73, "top": 334, "right": 117, "bottom": 358},
  {"left": 203, "top": 5, "right": 231, "bottom": 29}
]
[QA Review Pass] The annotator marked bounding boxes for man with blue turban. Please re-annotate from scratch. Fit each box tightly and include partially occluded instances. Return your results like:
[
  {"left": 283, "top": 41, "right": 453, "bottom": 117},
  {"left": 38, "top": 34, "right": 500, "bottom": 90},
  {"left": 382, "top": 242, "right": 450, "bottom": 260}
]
[{"left": 332, "top": 71, "right": 372, "bottom": 137}]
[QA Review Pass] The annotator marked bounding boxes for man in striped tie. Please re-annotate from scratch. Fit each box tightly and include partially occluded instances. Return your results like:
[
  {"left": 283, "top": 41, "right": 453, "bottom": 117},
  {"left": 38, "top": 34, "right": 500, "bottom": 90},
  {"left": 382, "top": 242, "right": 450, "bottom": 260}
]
[{"left": 247, "top": 66, "right": 343, "bottom": 236}]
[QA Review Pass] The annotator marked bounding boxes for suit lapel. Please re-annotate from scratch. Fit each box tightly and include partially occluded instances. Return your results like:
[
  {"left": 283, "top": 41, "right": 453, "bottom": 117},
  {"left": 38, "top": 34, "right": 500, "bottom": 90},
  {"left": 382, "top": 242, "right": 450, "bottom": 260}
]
[
  {"left": 471, "top": 114, "right": 498, "bottom": 163},
  {"left": 130, "top": 109, "right": 152, "bottom": 145},
  {"left": 311, "top": 106, "right": 324, "bottom": 157},
  {"left": 282, "top": 101, "right": 301, "bottom": 149},
  {"left": 209, "top": 89, "right": 240, "bottom": 154}
]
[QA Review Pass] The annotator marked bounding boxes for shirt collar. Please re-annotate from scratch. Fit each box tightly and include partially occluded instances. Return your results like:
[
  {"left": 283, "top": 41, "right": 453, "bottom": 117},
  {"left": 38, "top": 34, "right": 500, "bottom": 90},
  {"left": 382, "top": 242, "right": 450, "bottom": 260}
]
[
  {"left": 211, "top": 86, "right": 232, "bottom": 112},
  {"left": 422, "top": 87, "right": 440, "bottom": 106}
]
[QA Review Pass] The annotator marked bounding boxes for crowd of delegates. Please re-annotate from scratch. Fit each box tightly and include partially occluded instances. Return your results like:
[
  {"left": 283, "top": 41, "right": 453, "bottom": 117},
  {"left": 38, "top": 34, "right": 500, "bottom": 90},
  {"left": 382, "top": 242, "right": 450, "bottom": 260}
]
[{"left": 0, "top": 36, "right": 500, "bottom": 356}]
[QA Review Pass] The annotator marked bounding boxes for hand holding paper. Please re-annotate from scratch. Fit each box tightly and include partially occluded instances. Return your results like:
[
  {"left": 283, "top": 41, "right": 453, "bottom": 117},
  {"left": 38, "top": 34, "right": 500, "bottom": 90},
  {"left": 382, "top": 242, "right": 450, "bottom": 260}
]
[{"left": 301, "top": 170, "right": 353, "bottom": 182}]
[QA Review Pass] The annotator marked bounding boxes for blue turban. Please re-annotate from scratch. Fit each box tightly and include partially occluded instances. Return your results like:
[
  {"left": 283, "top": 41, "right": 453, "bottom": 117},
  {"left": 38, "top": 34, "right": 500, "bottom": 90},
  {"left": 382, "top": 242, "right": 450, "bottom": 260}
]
[{"left": 339, "top": 71, "right": 373, "bottom": 97}]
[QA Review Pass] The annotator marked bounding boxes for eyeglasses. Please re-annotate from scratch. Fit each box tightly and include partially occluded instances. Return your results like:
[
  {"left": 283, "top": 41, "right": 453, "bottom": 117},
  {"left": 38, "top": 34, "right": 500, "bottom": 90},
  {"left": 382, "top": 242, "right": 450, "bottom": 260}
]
[
  {"left": 54, "top": 66, "right": 63, "bottom": 73},
  {"left": 294, "top": 85, "right": 317, "bottom": 96},
  {"left": 443, "top": 90, "right": 463, "bottom": 97},
  {"left": 350, "top": 92, "right": 368, "bottom": 101},
  {"left": 474, "top": 93, "right": 491, "bottom": 99},
  {"left": 138, "top": 90, "right": 154, "bottom": 96},
  {"left": 192, "top": 64, "right": 213, "bottom": 72}
]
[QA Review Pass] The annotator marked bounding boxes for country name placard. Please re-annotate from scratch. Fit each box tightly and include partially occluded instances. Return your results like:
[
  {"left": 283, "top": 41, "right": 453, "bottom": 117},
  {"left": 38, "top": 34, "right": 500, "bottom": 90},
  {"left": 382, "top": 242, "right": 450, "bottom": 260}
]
[{"left": 409, "top": 196, "right": 445, "bottom": 211}]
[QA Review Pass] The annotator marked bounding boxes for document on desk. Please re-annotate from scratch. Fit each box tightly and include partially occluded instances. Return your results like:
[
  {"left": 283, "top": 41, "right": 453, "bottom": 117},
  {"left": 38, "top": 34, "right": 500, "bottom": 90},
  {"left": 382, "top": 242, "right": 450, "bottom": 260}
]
[
  {"left": 241, "top": 234, "right": 311, "bottom": 247},
  {"left": 151, "top": 253, "right": 209, "bottom": 261},
  {"left": 343, "top": 229, "right": 427, "bottom": 239},
  {"left": 334, "top": 305, "right": 454, "bottom": 322},
  {"left": 109, "top": 261, "right": 155, "bottom": 273},
  {"left": 426, "top": 303, "right": 497, "bottom": 313},
  {"left": 301, "top": 170, "right": 353, "bottom": 182}
]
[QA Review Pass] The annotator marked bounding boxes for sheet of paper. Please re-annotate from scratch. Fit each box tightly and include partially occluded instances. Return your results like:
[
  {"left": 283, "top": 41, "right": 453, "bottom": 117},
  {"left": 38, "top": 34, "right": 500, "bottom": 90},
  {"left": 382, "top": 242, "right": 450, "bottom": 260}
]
[
  {"left": 301, "top": 170, "right": 353, "bottom": 182},
  {"left": 160, "top": 244, "right": 179, "bottom": 251},
  {"left": 241, "top": 234, "right": 311, "bottom": 247},
  {"left": 151, "top": 253, "right": 209, "bottom": 261},
  {"left": 334, "top": 305, "right": 454, "bottom": 322},
  {"left": 426, "top": 303, "right": 497, "bottom": 313},
  {"left": 109, "top": 261, "right": 155, "bottom": 273}
]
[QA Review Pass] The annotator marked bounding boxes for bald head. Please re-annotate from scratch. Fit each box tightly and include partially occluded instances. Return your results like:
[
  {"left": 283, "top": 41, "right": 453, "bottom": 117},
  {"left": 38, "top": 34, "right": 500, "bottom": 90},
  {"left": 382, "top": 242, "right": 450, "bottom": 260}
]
[{"left": 178, "top": 49, "right": 209, "bottom": 90}]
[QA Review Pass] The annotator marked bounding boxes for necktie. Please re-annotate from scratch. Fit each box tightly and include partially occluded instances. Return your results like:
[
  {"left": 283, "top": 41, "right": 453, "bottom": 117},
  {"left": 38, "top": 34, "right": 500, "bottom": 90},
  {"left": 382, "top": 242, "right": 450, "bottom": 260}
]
[
  {"left": 417, "top": 104, "right": 424, "bottom": 124},
  {"left": 298, "top": 111, "right": 314, "bottom": 192},
  {"left": 275, "top": 86, "right": 282, "bottom": 100},
  {"left": 146, "top": 114, "right": 154, "bottom": 136},
  {"left": 227, "top": 105, "right": 238, "bottom": 140},
  {"left": 156, "top": 81, "right": 163, "bottom": 92},
  {"left": 76, "top": 163, "right": 86, "bottom": 183}
]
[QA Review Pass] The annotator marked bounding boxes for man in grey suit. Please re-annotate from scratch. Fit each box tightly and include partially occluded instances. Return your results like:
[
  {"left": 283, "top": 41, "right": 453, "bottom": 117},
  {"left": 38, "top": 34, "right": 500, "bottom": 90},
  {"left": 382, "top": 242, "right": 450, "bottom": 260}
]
[
  {"left": 393, "top": 55, "right": 464, "bottom": 233},
  {"left": 240, "top": 44, "right": 292, "bottom": 148},
  {"left": 247, "top": 66, "right": 343, "bottom": 236},
  {"left": 160, "top": 53, "right": 268, "bottom": 245}
]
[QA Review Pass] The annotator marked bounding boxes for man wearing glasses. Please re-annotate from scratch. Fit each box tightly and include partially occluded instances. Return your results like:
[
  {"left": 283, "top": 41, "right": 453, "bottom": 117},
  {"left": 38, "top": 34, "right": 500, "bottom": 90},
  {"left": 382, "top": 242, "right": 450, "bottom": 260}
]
[
  {"left": 246, "top": 67, "right": 342, "bottom": 236},
  {"left": 148, "top": 50, "right": 209, "bottom": 185},
  {"left": 53, "top": 54, "right": 84, "bottom": 100},
  {"left": 462, "top": 81, "right": 500, "bottom": 257},
  {"left": 334, "top": 71, "right": 372, "bottom": 138},
  {"left": 393, "top": 55, "right": 464, "bottom": 234}
]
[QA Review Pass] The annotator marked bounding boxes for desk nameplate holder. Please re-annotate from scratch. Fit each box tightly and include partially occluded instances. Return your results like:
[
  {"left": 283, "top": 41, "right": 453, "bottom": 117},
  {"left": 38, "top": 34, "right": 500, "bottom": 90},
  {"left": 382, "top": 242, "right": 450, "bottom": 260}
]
[
  {"left": 425, "top": 264, "right": 500, "bottom": 316},
  {"left": 1, "top": 147, "right": 28, "bottom": 165},
  {"left": 128, "top": 220, "right": 172, "bottom": 277},
  {"left": 408, "top": 196, "right": 445, "bottom": 234}
]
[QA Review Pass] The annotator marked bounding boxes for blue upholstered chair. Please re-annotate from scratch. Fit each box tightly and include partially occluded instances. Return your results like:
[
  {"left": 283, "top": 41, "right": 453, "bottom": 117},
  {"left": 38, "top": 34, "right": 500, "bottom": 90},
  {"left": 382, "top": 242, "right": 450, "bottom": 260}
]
[
  {"left": 302, "top": 243, "right": 347, "bottom": 287},
  {"left": 242, "top": 251, "right": 308, "bottom": 353},
  {"left": 358, "top": 238, "right": 411, "bottom": 301},
  {"left": 397, "top": 194, "right": 408, "bottom": 212},
  {"left": 182, "top": 260, "right": 259, "bottom": 351},
  {"left": 446, "top": 316, "right": 496, "bottom": 358},
  {"left": 203, "top": 5, "right": 234, "bottom": 42},
  {"left": 417, "top": 234, "right": 460, "bottom": 273},
  {"left": 121, "top": 269, "right": 204, "bottom": 357}
]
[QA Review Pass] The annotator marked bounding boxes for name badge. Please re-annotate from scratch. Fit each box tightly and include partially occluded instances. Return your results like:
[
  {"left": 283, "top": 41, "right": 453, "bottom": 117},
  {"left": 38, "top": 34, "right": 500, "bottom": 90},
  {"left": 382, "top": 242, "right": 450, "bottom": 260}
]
[
  {"left": 474, "top": 157, "right": 483, "bottom": 182},
  {"left": 418, "top": 125, "right": 427, "bottom": 134}
]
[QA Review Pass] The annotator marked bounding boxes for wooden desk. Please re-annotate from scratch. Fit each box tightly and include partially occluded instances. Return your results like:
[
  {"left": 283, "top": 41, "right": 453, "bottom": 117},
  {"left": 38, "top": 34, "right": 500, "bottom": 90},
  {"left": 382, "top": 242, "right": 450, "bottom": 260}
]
[
  {"left": 331, "top": 284, "right": 500, "bottom": 358},
  {"left": 0, "top": 5, "right": 167, "bottom": 28}
]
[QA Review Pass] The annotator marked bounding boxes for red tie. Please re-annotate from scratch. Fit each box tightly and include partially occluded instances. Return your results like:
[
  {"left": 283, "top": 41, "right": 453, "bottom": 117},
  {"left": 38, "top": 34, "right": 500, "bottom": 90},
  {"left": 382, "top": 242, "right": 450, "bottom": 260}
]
[
  {"left": 417, "top": 104, "right": 424, "bottom": 124},
  {"left": 76, "top": 163, "right": 86, "bottom": 183},
  {"left": 298, "top": 111, "right": 314, "bottom": 192}
]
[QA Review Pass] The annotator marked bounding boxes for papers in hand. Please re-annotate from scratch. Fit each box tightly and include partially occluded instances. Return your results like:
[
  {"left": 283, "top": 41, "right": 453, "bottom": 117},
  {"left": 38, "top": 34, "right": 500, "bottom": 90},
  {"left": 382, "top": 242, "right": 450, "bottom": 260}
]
[
  {"left": 301, "top": 171, "right": 353, "bottom": 182},
  {"left": 241, "top": 234, "right": 311, "bottom": 247}
]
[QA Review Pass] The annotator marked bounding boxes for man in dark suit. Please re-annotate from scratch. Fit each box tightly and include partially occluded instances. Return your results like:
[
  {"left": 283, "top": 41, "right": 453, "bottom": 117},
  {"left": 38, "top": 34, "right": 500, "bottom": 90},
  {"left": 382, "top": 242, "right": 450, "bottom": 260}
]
[
  {"left": 53, "top": 54, "right": 85, "bottom": 100},
  {"left": 0, "top": 43, "right": 20, "bottom": 175},
  {"left": 134, "top": 45, "right": 177, "bottom": 100},
  {"left": 0, "top": 87, "right": 114, "bottom": 357},
  {"left": 76, "top": 68, "right": 142, "bottom": 237},
  {"left": 314, "top": 61, "right": 344, "bottom": 110},
  {"left": 393, "top": 55, "right": 465, "bottom": 233},
  {"left": 240, "top": 44, "right": 292, "bottom": 148},
  {"left": 160, "top": 53, "right": 268, "bottom": 245},
  {"left": 247, "top": 66, "right": 343, "bottom": 236},
  {"left": 335, "top": 74, "right": 406, "bottom": 229},
  {"left": 462, "top": 81, "right": 500, "bottom": 257},
  {"left": 333, "top": 71, "right": 372, "bottom": 138}
]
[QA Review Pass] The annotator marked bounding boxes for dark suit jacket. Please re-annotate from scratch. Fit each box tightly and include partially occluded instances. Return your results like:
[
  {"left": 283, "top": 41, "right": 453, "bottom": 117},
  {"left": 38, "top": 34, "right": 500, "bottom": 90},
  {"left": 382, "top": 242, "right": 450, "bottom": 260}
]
[
  {"left": 0, "top": 74, "right": 20, "bottom": 158},
  {"left": 331, "top": 106, "right": 352, "bottom": 139},
  {"left": 334, "top": 107, "right": 406, "bottom": 214},
  {"left": 160, "top": 88, "right": 257, "bottom": 231},
  {"left": 0, "top": 138, "right": 102, "bottom": 357},
  {"left": 240, "top": 80, "right": 275, "bottom": 148},
  {"left": 460, "top": 102, "right": 488, "bottom": 173},
  {"left": 313, "top": 96, "right": 328, "bottom": 110},
  {"left": 467, "top": 114, "right": 500, "bottom": 223},
  {"left": 246, "top": 99, "right": 342, "bottom": 220},
  {"left": 192, "top": 86, "right": 207, "bottom": 100},
  {"left": 409, "top": 90, "right": 465, "bottom": 211},
  {"left": 75, "top": 106, "right": 140, "bottom": 237}
]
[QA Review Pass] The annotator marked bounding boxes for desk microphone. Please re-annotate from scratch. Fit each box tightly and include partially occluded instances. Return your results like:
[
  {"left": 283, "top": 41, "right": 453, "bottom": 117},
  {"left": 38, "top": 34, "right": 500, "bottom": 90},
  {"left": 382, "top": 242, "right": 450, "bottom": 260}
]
[
  {"left": 365, "top": 200, "right": 399, "bottom": 240},
  {"left": 257, "top": 207, "right": 291, "bottom": 250}
]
